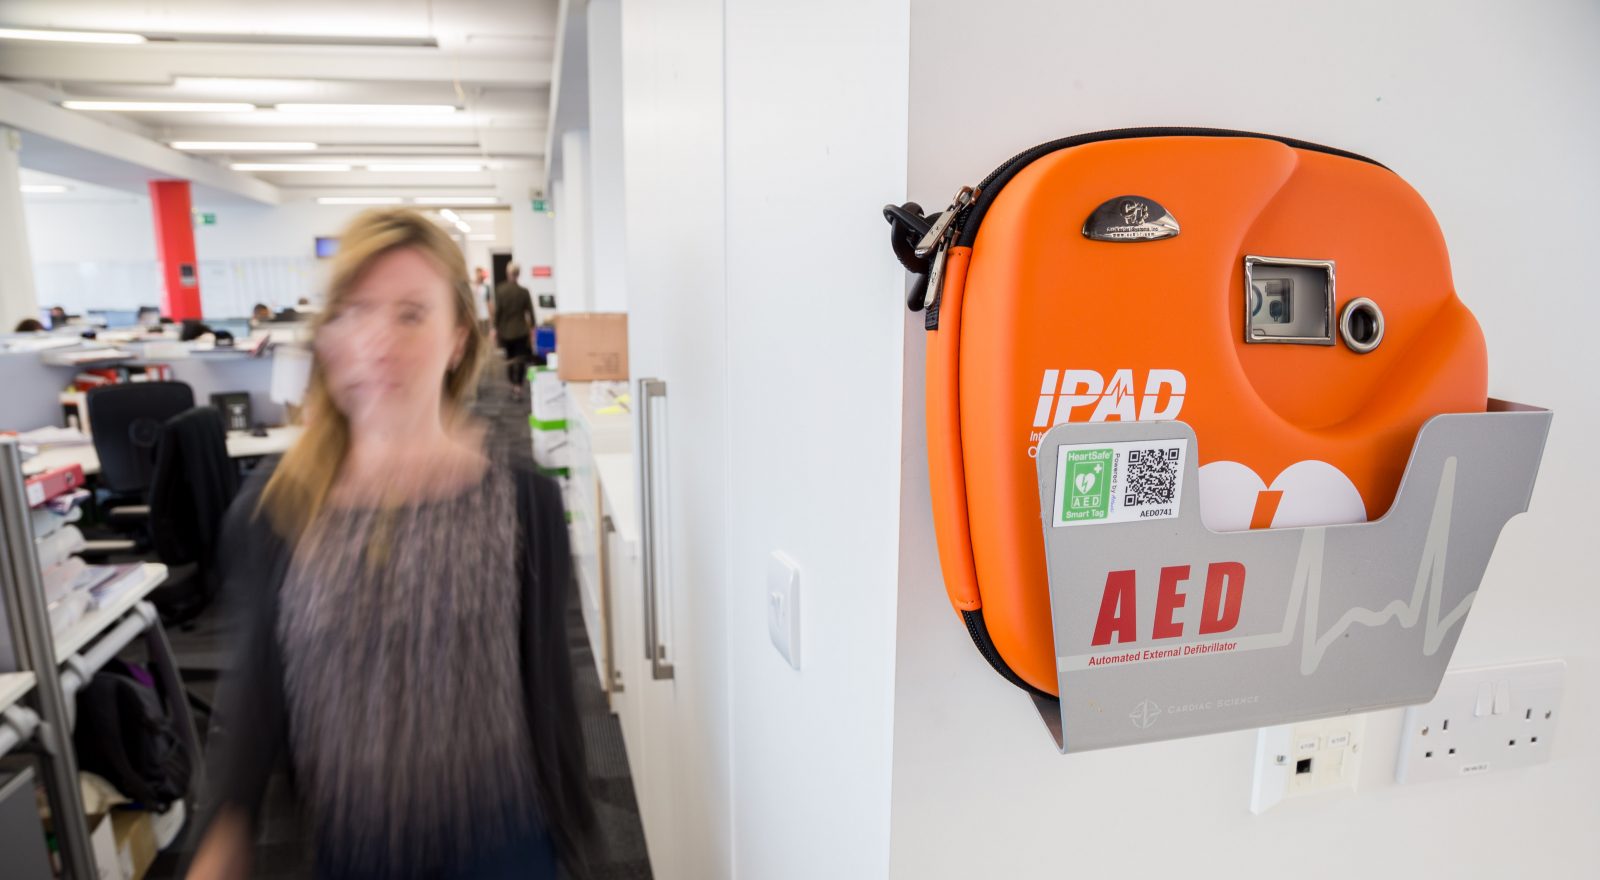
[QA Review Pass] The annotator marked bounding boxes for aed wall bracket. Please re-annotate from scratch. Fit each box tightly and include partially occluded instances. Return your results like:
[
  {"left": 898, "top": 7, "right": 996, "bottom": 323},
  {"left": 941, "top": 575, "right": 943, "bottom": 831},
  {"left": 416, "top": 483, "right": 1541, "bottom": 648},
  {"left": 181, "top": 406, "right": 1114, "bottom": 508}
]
[{"left": 1031, "top": 400, "right": 1551, "bottom": 753}]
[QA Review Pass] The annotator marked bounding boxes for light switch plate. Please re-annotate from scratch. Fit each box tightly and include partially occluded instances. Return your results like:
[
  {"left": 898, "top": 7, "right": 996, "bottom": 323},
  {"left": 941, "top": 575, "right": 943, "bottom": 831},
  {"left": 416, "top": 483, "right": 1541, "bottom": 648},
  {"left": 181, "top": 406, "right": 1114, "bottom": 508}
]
[
  {"left": 1395, "top": 659, "right": 1565, "bottom": 785},
  {"left": 1250, "top": 714, "right": 1367, "bottom": 814},
  {"left": 767, "top": 552, "right": 801, "bottom": 670}
]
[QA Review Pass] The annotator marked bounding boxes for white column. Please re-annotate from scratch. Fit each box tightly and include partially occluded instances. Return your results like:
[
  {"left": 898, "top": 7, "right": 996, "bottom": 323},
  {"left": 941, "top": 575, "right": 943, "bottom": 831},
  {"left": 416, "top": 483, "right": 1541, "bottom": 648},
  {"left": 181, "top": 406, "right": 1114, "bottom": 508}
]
[
  {"left": 553, "top": 129, "right": 593, "bottom": 312},
  {"left": 586, "top": 0, "right": 628, "bottom": 313},
  {"left": 0, "top": 128, "right": 40, "bottom": 331}
]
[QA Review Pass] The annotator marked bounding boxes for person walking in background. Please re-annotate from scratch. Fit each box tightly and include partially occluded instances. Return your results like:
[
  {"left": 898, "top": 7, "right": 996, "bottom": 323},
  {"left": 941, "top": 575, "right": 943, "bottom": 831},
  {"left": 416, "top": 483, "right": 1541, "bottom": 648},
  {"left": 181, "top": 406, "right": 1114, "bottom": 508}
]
[
  {"left": 494, "top": 261, "right": 536, "bottom": 400},
  {"left": 474, "top": 266, "right": 494, "bottom": 333},
  {"left": 186, "top": 210, "right": 593, "bottom": 880}
]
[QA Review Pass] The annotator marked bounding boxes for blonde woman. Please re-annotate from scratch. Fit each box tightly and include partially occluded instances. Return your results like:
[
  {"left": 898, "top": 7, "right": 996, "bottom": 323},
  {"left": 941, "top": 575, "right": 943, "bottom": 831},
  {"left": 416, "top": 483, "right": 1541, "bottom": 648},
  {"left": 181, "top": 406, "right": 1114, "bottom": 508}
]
[{"left": 187, "top": 210, "right": 593, "bottom": 879}]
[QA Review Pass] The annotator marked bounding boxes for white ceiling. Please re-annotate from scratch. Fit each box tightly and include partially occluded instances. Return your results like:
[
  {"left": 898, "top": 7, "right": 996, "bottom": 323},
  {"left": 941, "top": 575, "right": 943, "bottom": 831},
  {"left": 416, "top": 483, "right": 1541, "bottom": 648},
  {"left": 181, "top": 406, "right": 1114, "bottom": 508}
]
[{"left": 0, "top": 0, "right": 559, "bottom": 204}]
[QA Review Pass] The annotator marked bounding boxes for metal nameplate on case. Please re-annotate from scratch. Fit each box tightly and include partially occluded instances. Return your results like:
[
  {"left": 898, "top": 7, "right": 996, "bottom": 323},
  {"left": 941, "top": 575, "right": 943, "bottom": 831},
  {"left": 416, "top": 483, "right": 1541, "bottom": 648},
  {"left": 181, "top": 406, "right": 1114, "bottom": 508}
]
[{"left": 1082, "top": 195, "right": 1180, "bottom": 242}]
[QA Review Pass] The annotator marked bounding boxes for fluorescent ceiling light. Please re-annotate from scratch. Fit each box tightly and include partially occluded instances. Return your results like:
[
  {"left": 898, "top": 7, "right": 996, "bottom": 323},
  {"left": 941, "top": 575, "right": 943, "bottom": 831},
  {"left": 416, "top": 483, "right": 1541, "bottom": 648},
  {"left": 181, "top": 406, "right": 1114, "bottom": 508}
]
[
  {"left": 63, "top": 100, "right": 256, "bottom": 112},
  {"left": 231, "top": 162, "right": 351, "bottom": 172},
  {"left": 316, "top": 196, "right": 403, "bottom": 205},
  {"left": 275, "top": 103, "right": 457, "bottom": 115},
  {"left": 171, "top": 141, "right": 317, "bottom": 151},
  {"left": 21, "top": 184, "right": 70, "bottom": 194},
  {"left": 454, "top": 221, "right": 472, "bottom": 234},
  {"left": 0, "top": 27, "right": 146, "bottom": 44},
  {"left": 438, "top": 209, "right": 462, "bottom": 223},
  {"left": 467, "top": 234, "right": 497, "bottom": 241},
  {"left": 367, "top": 162, "right": 484, "bottom": 173},
  {"left": 172, "top": 76, "right": 323, "bottom": 97},
  {"left": 412, "top": 196, "right": 500, "bottom": 205}
]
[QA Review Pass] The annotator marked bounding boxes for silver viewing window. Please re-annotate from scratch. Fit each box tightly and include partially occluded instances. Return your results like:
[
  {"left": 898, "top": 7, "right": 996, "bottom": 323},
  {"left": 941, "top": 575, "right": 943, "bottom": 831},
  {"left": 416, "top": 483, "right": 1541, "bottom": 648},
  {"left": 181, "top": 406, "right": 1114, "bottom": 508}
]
[{"left": 1243, "top": 256, "right": 1335, "bottom": 345}]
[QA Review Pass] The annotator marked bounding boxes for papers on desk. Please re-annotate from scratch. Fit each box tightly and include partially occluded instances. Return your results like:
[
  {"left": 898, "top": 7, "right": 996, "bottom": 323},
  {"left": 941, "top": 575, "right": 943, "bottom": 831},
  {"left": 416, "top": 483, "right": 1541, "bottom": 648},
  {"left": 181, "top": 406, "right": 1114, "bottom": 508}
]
[
  {"left": 41, "top": 348, "right": 135, "bottom": 367},
  {"left": 2, "top": 336, "right": 81, "bottom": 353},
  {"left": 45, "top": 562, "right": 144, "bottom": 635},
  {"left": 13, "top": 426, "right": 92, "bottom": 449}
]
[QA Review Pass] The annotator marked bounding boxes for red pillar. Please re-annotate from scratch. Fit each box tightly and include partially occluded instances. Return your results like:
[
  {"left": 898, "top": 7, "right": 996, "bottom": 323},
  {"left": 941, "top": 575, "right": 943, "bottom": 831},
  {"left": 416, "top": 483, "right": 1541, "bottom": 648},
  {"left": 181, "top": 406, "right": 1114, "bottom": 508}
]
[{"left": 148, "top": 180, "right": 202, "bottom": 320}]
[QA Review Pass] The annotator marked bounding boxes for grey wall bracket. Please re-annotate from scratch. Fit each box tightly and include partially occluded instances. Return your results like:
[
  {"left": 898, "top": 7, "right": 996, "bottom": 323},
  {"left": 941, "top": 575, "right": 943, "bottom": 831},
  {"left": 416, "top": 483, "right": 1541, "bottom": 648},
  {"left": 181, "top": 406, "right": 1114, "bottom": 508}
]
[{"left": 1031, "top": 399, "right": 1551, "bottom": 753}]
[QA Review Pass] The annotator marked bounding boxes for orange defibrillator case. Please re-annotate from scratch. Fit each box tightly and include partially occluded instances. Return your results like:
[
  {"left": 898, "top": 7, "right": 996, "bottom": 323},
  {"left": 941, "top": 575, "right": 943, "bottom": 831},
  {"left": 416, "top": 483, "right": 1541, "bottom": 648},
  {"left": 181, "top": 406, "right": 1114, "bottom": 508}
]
[{"left": 884, "top": 128, "right": 1487, "bottom": 698}]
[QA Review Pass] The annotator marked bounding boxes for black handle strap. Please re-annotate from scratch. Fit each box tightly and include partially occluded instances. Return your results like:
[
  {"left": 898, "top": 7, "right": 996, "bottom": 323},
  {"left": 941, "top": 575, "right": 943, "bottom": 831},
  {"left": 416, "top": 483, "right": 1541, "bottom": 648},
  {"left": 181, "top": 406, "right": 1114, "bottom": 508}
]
[{"left": 883, "top": 202, "right": 935, "bottom": 312}]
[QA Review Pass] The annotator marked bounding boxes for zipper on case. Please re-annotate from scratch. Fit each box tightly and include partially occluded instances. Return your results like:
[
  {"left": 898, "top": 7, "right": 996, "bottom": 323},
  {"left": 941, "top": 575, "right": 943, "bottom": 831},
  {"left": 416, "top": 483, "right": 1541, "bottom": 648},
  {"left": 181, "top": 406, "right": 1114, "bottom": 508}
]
[{"left": 948, "top": 126, "right": 1387, "bottom": 249}]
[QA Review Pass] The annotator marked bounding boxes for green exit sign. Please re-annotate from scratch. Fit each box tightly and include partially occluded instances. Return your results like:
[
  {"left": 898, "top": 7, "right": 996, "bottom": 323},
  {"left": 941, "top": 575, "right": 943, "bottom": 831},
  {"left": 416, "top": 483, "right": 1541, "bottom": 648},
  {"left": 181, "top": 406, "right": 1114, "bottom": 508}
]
[
  {"left": 531, "top": 198, "right": 547, "bottom": 212},
  {"left": 198, "top": 212, "right": 217, "bottom": 226}
]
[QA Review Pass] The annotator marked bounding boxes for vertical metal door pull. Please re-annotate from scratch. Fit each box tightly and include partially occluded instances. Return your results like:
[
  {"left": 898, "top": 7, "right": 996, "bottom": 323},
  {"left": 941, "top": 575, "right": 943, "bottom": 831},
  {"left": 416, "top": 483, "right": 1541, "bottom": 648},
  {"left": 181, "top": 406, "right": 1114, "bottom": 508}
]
[{"left": 637, "top": 378, "right": 675, "bottom": 681}]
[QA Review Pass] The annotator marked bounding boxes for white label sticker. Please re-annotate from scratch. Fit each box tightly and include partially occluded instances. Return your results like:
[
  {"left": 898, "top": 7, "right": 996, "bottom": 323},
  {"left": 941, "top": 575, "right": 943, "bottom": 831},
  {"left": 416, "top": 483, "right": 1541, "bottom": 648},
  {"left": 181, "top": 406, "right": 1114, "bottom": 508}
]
[{"left": 1052, "top": 439, "right": 1188, "bottom": 527}]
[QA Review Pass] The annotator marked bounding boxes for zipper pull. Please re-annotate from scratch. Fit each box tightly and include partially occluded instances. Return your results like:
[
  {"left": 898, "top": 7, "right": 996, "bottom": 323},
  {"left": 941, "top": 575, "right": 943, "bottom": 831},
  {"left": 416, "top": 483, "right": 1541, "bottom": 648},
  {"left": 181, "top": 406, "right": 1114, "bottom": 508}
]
[
  {"left": 923, "top": 241, "right": 950, "bottom": 312},
  {"left": 914, "top": 185, "right": 976, "bottom": 258}
]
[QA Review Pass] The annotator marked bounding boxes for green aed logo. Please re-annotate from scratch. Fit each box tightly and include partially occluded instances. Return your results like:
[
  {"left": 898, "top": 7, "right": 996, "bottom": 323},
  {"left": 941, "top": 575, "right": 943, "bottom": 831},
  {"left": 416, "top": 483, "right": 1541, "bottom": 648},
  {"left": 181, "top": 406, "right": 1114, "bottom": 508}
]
[{"left": 1061, "top": 447, "right": 1113, "bottom": 523}]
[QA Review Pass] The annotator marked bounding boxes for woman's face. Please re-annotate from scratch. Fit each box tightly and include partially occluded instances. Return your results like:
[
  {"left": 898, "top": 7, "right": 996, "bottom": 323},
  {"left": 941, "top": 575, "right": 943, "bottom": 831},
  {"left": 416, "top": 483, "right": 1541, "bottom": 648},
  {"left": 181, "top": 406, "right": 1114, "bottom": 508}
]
[{"left": 317, "top": 247, "right": 465, "bottom": 430}]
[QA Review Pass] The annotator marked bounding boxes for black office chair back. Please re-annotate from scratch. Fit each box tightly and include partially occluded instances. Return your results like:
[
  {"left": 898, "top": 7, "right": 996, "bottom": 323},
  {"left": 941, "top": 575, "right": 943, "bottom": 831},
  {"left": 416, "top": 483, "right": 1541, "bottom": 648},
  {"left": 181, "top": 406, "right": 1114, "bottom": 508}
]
[
  {"left": 86, "top": 382, "right": 195, "bottom": 496},
  {"left": 148, "top": 406, "right": 238, "bottom": 569}
]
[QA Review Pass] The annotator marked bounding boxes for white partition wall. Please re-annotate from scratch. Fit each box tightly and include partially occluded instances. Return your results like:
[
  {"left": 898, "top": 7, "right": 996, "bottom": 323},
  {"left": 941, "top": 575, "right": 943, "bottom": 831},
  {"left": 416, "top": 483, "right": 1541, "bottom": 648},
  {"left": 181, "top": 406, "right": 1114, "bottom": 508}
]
[{"left": 888, "top": 2, "right": 1600, "bottom": 877}]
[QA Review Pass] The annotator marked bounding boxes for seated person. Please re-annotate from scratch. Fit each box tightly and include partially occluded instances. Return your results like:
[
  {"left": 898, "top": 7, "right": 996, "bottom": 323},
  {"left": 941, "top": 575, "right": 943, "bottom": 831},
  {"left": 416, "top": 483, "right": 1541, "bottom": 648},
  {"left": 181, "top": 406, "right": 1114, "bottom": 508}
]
[
  {"left": 47, "top": 306, "right": 68, "bottom": 329},
  {"left": 179, "top": 319, "right": 216, "bottom": 342},
  {"left": 13, "top": 317, "right": 44, "bottom": 332},
  {"left": 251, "top": 303, "right": 273, "bottom": 324}
]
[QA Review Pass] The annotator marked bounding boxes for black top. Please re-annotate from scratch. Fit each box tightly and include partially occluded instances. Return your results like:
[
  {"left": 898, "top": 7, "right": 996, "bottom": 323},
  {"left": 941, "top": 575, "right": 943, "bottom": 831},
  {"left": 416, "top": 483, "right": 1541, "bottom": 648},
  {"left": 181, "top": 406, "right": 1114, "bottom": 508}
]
[
  {"left": 201, "top": 459, "right": 595, "bottom": 878},
  {"left": 493, "top": 281, "right": 535, "bottom": 341}
]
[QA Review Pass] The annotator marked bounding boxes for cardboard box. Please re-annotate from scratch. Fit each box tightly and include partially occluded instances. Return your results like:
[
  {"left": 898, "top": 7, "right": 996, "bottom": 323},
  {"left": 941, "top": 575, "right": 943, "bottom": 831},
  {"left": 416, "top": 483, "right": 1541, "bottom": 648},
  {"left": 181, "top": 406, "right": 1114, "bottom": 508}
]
[
  {"left": 111, "top": 810, "right": 157, "bottom": 880},
  {"left": 554, "top": 313, "right": 629, "bottom": 382}
]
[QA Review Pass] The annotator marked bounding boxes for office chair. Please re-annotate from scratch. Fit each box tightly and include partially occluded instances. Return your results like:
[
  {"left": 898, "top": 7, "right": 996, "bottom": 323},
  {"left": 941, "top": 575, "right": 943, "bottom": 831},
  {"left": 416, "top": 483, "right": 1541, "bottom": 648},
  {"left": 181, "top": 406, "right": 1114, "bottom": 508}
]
[
  {"left": 82, "top": 381, "right": 195, "bottom": 554},
  {"left": 87, "top": 382, "right": 196, "bottom": 494},
  {"left": 146, "top": 405, "right": 239, "bottom": 623}
]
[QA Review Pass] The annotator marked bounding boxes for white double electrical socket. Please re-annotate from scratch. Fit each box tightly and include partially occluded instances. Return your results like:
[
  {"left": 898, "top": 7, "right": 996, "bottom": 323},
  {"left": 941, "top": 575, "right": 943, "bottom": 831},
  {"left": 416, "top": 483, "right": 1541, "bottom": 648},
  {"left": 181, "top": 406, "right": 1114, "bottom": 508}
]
[
  {"left": 1395, "top": 659, "right": 1565, "bottom": 784},
  {"left": 1251, "top": 714, "right": 1367, "bottom": 814}
]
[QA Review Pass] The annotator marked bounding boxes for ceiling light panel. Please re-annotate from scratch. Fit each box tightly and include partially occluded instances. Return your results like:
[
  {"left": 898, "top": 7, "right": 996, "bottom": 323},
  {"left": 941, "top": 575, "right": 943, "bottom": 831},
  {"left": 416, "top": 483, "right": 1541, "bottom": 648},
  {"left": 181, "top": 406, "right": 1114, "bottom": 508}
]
[
  {"left": 63, "top": 100, "right": 256, "bottom": 112},
  {"left": 412, "top": 196, "right": 502, "bottom": 205},
  {"left": 367, "top": 163, "right": 485, "bottom": 173},
  {"left": 171, "top": 141, "right": 318, "bottom": 151},
  {"left": 316, "top": 197, "right": 404, "bottom": 205},
  {"left": 0, "top": 28, "right": 145, "bottom": 44},
  {"left": 231, "top": 162, "right": 352, "bottom": 172},
  {"left": 275, "top": 104, "right": 458, "bottom": 115}
]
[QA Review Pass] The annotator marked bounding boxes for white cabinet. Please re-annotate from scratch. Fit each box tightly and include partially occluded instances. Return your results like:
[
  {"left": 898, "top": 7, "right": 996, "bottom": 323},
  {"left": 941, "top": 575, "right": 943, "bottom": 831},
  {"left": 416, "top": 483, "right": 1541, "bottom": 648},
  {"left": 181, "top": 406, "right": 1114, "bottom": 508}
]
[{"left": 558, "top": 382, "right": 633, "bottom": 701}]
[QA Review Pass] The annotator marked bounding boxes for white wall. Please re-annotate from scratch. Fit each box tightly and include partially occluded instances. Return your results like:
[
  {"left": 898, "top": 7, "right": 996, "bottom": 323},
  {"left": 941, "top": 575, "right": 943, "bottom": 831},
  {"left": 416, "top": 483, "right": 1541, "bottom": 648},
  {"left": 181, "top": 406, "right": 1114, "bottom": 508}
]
[
  {"left": 24, "top": 195, "right": 524, "bottom": 319},
  {"left": 498, "top": 168, "right": 558, "bottom": 312},
  {"left": 617, "top": 1, "right": 910, "bottom": 877},
  {"left": 0, "top": 130, "right": 40, "bottom": 330},
  {"left": 889, "top": 2, "right": 1600, "bottom": 877},
  {"left": 585, "top": 0, "right": 627, "bottom": 314},
  {"left": 554, "top": 129, "right": 594, "bottom": 312},
  {"left": 722, "top": 2, "right": 909, "bottom": 878},
  {"left": 619, "top": 0, "right": 731, "bottom": 876},
  {"left": 23, "top": 196, "right": 160, "bottom": 315}
]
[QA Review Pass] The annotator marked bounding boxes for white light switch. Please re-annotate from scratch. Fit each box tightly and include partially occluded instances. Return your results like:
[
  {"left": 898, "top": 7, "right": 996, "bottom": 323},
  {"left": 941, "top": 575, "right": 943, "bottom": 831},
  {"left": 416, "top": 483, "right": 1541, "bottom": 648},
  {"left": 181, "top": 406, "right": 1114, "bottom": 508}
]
[{"left": 767, "top": 552, "right": 801, "bottom": 670}]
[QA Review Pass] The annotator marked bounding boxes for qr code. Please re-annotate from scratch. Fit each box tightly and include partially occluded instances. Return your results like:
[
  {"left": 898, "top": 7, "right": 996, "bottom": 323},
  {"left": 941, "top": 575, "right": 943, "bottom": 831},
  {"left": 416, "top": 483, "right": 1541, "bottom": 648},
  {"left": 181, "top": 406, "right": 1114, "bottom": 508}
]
[{"left": 1123, "top": 446, "right": 1181, "bottom": 506}]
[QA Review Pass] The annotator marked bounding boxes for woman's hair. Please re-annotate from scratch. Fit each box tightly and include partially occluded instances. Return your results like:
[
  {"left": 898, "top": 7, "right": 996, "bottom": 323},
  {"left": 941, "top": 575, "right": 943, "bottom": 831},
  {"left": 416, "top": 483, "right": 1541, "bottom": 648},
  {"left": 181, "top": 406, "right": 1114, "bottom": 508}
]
[
  {"left": 13, "top": 318, "right": 44, "bottom": 332},
  {"left": 260, "top": 208, "right": 486, "bottom": 535}
]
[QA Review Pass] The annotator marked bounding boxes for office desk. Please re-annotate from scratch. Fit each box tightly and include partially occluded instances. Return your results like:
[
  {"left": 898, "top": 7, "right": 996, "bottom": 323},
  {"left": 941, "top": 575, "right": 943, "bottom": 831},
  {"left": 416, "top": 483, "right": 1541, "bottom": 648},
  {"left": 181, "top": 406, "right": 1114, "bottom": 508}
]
[
  {"left": 53, "top": 563, "right": 166, "bottom": 664},
  {"left": 21, "top": 426, "right": 301, "bottom": 477}
]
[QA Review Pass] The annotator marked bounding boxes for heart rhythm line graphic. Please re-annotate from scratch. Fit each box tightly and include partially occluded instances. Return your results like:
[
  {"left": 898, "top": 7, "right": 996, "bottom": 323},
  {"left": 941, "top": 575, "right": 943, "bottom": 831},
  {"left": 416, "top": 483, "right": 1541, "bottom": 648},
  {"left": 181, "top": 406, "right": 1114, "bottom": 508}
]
[{"left": 1232, "top": 456, "right": 1467, "bottom": 674}]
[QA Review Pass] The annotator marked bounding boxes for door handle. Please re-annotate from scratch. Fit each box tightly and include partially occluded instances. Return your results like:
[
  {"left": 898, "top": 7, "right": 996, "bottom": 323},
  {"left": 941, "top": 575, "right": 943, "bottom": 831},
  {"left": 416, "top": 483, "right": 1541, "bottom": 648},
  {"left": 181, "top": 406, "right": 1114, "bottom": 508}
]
[
  {"left": 637, "top": 378, "right": 675, "bottom": 681},
  {"left": 600, "top": 514, "right": 623, "bottom": 693}
]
